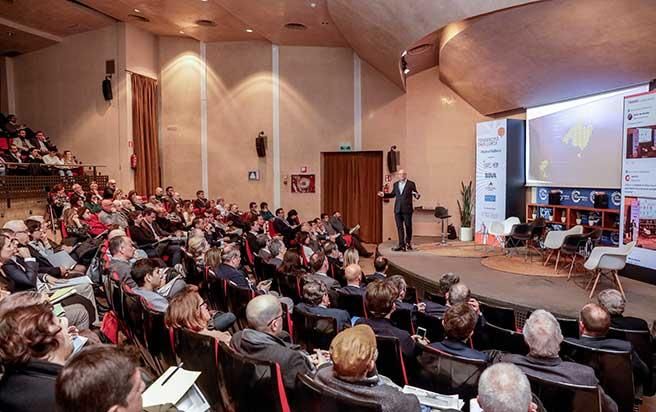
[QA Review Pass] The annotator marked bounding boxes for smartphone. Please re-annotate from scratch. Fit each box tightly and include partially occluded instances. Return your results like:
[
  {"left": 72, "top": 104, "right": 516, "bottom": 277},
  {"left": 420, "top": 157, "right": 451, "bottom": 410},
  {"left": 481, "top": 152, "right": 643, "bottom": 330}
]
[{"left": 417, "top": 326, "right": 427, "bottom": 339}]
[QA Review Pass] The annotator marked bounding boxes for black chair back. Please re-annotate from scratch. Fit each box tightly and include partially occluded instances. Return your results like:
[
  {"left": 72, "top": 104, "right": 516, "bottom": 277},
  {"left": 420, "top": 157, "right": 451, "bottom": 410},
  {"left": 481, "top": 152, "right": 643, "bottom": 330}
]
[
  {"left": 480, "top": 301, "right": 515, "bottom": 330},
  {"left": 404, "top": 286, "right": 418, "bottom": 304},
  {"left": 561, "top": 233, "right": 587, "bottom": 255},
  {"left": 509, "top": 223, "right": 531, "bottom": 241},
  {"left": 276, "top": 272, "right": 302, "bottom": 304},
  {"left": 479, "top": 322, "right": 528, "bottom": 355},
  {"left": 424, "top": 291, "right": 446, "bottom": 306},
  {"left": 206, "top": 274, "right": 228, "bottom": 312},
  {"left": 296, "top": 373, "right": 383, "bottom": 412},
  {"left": 390, "top": 308, "right": 415, "bottom": 335},
  {"left": 556, "top": 317, "right": 580, "bottom": 339},
  {"left": 415, "top": 343, "right": 487, "bottom": 404},
  {"left": 527, "top": 373, "right": 601, "bottom": 412},
  {"left": 227, "top": 282, "right": 256, "bottom": 330},
  {"left": 292, "top": 308, "right": 338, "bottom": 352},
  {"left": 336, "top": 291, "right": 367, "bottom": 318},
  {"left": 608, "top": 327, "right": 653, "bottom": 372},
  {"left": 374, "top": 335, "right": 408, "bottom": 387},
  {"left": 142, "top": 306, "right": 176, "bottom": 374},
  {"left": 121, "top": 285, "right": 145, "bottom": 345},
  {"left": 254, "top": 257, "right": 277, "bottom": 284},
  {"left": 415, "top": 311, "right": 445, "bottom": 343},
  {"left": 561, "top": 339, "right": 635, "bottom": 412},
  {"left": 217, "top": 342, "right": 290, "bottom": 412},
  {"left": 173, "top": 328, "right": 220, "bottom": 408}
]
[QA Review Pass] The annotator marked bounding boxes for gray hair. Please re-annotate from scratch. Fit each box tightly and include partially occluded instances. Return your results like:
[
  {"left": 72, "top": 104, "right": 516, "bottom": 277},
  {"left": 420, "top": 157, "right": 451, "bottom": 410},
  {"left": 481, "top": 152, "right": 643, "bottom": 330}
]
[
  {"left": 478, "top": 363, "right": 532, "bottom": 412},
  {"left": 523, "top": 309, "right": 563, "bottom": 358},
  {"left": 221, "top": 248, "right": 240, "bottom": 263},
  {"left": 246, "top": 295, "right": 281, "bottom": 331},
  {"left": 448, "top": 283, "right": 470, "bottom": 305},
  {"left": 438, "top": 272, "right": 460, "bottom": 294},
  {"left": 269, "top": 239, "right": 284, "bottom": 257},
  {"left": 597, "top": 289, "right": 625, "bottom": 316}
]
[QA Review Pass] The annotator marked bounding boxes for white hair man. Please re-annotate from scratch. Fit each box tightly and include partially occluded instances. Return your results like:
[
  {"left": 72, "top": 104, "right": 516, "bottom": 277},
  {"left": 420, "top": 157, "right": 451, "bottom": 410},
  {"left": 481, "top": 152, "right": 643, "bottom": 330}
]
[
  {"left": 597, "top": 289, "right": 649, "bottom": 332},
  {"left": 477, "top": 363, "right": 536, "bottom": 412},
  {"left": 496, "top": 309, "right": 618, "bottom": 412}
]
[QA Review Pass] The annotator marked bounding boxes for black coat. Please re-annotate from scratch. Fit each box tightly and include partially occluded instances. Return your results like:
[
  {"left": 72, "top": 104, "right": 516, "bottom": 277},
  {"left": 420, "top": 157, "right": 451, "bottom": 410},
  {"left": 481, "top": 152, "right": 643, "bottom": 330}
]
[
  {"left": 0, "top": 360, "right": 62, "bottom": 412},
  {"left": 1, "top": 257, "right": 40, "bottom": 292},
  {"left": 356, "top": 317, "right": 418, "bottom": 359},
  {"left": 296, "top": 302, "right": 352, "bottom": 332},
  {"left": 610, "top": 314, "right": 650, "bottom": 332},
  {"left": 216, "top": 263, "right": 251, "bottom": 290},
  {"left": 382, "top": 180, "right": 418, "bottom": 214}
]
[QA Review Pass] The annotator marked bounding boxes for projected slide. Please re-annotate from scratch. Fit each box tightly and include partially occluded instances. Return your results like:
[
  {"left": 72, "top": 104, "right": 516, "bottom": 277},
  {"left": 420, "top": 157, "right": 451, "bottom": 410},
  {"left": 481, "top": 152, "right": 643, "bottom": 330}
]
[{"left": 527, "top": 85, "right": 648, "bottom": 188}]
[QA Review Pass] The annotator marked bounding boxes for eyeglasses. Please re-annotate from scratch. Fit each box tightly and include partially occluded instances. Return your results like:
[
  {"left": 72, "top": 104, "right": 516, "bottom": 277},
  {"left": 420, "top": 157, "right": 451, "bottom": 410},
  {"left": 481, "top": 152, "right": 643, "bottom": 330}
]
[
  {"left": 267, "top": 312, "right": 284, "bottom": 326},
  {"left": 198, "top": 300, "right": 208, "bottom": 309}
]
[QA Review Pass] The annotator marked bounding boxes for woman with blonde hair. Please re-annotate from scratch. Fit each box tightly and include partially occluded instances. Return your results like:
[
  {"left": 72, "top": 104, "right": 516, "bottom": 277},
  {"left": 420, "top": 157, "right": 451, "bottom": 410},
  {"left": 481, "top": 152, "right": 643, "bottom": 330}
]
[
  {"left": 165, "top": 286, "right": 234, "bottom": 341},
  {"left": 343, "top": 247, "right": 360, "bottom": 266}
]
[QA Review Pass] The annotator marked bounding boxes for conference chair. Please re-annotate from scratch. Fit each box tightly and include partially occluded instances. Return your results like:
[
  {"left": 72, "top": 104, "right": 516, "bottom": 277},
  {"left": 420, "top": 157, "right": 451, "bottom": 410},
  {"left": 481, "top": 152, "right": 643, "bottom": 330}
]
[
  {"left": 390, "top": 307, "right": 415, "bottom": 335},
  {"left": 292, "top": 309, "right": 338, "bottom": 352},
  {"left": 226, "top": 282, "right": 256, "bottom": 330},
  {"left": 173, "top": 328, "right": 221, "bottom": 409},
  {"left": 556, "top": 316, "right": 580, "bottom": 339},
  {"left": 488, "top": 216, "right": 520, "bottom": 250},
  {"left": 543, "top": 225, "right": 583, "bottom": 270},
  {"left": 216, "top": 342, "right": 290, "bottom": 412},
  {"left": 424, "top": 290, "right": 446, "bottom": 305},
  {"left": 479, "top": 301, "right": 516, "bottom": 330},
  {"left": 608, "top": 327, "right": 654, "bottom": 394},
  {"left": 254, "top": 256, "right": 277, "bottom": 284},
  {"left": 526, "top": 373, "right": 601, "bottom": 412},
  {"left": 561, "top": 229, "right": 602, "bottom": 279},
  {"left": 507, "top": 219, "right": 545, "bottom": 260},
  {"left": 561, "top": 339, "right": 636, "bottom": 412},
  {"left": 295, "top": 373, "right": 383, "bottom": 412},
  {"left": 205, "top": 272, "right": 228, "bottom": 312},
  {"left": 415, "top": 343, "right": 488, "bottom": 406},
  {"left": 142, "top": 305, "right": 176, "bottom": 374},
  {"left": 583, "top": 241, "right": 635, "bottom": 299},
  {"left": 375, "top": 335, "right": 409, "bottom": 387},
  {"left": 415, "top": 311, "right": 445, "bottom": 343},
  {"left": 480, "top": 322, "right": 528, "bottom": 355},
  {"left": 404, "top": 286, "right": 418, "bottom": 304},
  {"left": 336, "top": 291, "right": 367, "bottom": 318},
  {"left": 275, "top": 271, "right": 302, "bottom": 304}
]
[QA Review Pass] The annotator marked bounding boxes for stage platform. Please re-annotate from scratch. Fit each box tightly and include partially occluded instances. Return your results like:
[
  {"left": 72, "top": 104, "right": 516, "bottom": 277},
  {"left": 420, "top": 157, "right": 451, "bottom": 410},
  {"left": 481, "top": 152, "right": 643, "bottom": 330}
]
[{"left": 378, "top": 236, "right": 656, "bottom": 319}]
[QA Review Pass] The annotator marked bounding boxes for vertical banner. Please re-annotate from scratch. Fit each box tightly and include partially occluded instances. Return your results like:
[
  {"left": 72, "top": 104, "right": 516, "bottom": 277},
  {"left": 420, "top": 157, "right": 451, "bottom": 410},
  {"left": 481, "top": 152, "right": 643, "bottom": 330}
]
[
  {"left": 475, "top": 119, "right": 508, "bottom": 245},
  {"left": 620, "top": 91, "right": 656, "bottom": 271}
]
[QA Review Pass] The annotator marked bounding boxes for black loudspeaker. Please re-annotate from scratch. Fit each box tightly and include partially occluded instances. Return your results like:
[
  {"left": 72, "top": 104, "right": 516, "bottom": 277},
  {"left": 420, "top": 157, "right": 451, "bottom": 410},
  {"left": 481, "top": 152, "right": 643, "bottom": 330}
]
[
  {"left": 102, "top": 77, "right": 113, "bottom": 101},
  {"left": 548, "top": 191, "right": 561, "bottom": 205},
  {"left": 593, "top": 192, "right": 609, "bottom": 209},
  {"left": 387, "top": 146, "right": 400, "bottom": 173},
  {"left": 256, "top": 131, "right": 267, "bottom": 157}
]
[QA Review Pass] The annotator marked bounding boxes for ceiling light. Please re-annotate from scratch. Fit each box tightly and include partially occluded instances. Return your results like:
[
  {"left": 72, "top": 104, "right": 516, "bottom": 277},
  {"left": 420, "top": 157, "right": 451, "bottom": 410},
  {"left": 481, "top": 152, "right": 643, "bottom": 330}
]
[
  {"left": 179, "top": 30, "right": 185, "bottom": 34},
  {"left": 245, "top": 28, "right": 253, "bottom": 33},
  {"left": 403, "top": 68, "right": 410, "bottom": 75},
  {"left": 134, "top": 8, "right": 140, "bottom": 13},
  {"left": 7, "top": 32, "right": 14, "bottom": 37},
  {"left": 401, "top": 50, "right": 407, "bottom": 58},
  {"left": 310, "top": 2, "right": 317, "bottom": 7}
]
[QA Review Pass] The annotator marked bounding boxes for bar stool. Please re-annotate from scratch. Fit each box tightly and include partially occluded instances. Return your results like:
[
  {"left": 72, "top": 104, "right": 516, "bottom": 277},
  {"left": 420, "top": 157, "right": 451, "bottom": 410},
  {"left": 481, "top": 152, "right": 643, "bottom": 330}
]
[{"left": 434, "top": 206, "right": 451, "bottom": 245}]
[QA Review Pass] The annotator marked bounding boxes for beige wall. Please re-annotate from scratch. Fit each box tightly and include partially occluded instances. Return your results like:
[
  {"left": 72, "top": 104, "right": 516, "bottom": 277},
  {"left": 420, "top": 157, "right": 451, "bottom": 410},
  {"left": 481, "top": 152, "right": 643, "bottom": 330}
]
[{"left": 125, "top": 25, "right": 159, "bottom": 80}]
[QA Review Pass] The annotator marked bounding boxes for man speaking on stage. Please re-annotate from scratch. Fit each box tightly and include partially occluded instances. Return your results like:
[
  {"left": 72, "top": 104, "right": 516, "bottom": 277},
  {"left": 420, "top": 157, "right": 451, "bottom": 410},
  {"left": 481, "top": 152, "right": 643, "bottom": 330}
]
[{"left": 377, "top": 169, "right": 420, "bottom": 251}]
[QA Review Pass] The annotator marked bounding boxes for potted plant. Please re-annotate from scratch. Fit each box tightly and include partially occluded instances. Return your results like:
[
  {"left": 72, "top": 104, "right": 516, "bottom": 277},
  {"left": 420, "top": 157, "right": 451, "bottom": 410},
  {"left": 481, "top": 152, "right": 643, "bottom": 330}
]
[
  {"left": 576, "top": 212, "right": 582, "bottom": 225},
  {"left": 457, "top": 180, "right": 474, "bottom": 242}
]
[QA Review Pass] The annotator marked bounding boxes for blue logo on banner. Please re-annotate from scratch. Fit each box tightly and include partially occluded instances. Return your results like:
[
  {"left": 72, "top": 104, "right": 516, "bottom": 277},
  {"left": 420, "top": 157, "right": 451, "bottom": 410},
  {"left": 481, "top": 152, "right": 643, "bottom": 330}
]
[
  {"left": 484, "top": 195, "right": 496, "bottom": 202},
  {"left": 536, "top": 187, "right": 620, "bottom": 209}
]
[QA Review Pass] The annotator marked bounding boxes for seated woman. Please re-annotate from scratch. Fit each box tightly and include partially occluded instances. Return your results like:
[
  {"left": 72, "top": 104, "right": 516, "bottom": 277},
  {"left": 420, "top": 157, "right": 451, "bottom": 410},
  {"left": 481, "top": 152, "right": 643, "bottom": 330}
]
[
  {"left": 165, "top": 285, "right": 234, "bottom": 341},
  {"left": 314, "top": 324, "right": 421, "bottom": 412},
  {"left": 0, "top": 302, "right": 73, "bottom": 412},
  {"left": 48, "top": 183, "right": 69, "bottom": 219},
  {"left": 277, "top": 249, "right": 307, "bottom": 277},
  {"left": 78, "top": 206, "right": 108, "bottom": 237},
  {"left": 25, "top": 219, "right": 86, "bottom": 275}
]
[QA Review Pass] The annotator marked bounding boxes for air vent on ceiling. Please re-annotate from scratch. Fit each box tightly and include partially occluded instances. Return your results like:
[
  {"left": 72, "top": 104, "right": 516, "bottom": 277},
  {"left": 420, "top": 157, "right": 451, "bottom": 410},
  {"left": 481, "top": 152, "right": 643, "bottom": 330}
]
[
  {"left": 284, "top": 22, "right": 307, "bottom": 31},
  {"left": 408, "top": 44, "right": 432, "bottom": 55},
  {"left": 2, "top": 51, "right": 21, "bottom": 57},
  {"left": 195, "top": 19, "right": 216, "bottom": 27},
  {"left": 127, "top": 14, "right": 150, "bottom": 23}
]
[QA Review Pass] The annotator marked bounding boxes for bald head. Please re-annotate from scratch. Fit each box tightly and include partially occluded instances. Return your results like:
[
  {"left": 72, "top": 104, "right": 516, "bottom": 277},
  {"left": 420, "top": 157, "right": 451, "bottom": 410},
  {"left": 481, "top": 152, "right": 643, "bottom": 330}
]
[
  {"left": 580, "top": 303, "right": 610, "bottom": 337},
  {"left": 246, "top": 295, "right": 282, "bottom": 332},
  {"left": 448, "top": 282, "right": 471, "bottom": 305},
  {"left": 101, "top": 199, "right": 114, "bottom": 212},
  {"left": 344, "top": 264, "right": 362, "bottom": 286},
  {"left": 2, "top": 220, "right": 27, "bottom": 233}
]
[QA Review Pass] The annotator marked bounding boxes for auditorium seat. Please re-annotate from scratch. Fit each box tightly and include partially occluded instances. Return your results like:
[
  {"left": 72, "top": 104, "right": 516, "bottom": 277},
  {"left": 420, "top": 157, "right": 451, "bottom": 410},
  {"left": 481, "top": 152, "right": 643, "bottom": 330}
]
[
  {"left": 374, "top": 335, "right": 408, "bottom": 387},
  {"left": 424, "top": 291, "right": 446, "bottom": 306},
  {"left": 479, "top": 301, "right": 516, "bottom": 330},
  {"left": 216, "top": 342, "right": 290, "bottom": 412},
  {"left": 296, "top": 373, "right": 383, "bottom": 412},
  {"left": 479, "top": 322, "right": 528, "bottom": 355},
  {"left": 526, "top": 373, "right": 601, "bottom": 412},
  {"left": 390, "top": 307, "right": 415, "bottom": 335},
  {"left": 226, "top": 282, "right": 256, "bottom": 330},
  {"left": 556, "top": 316, "right": 580, "bottom": 339},
  {"left": 415, "top": 311, "right": 445, "bottom": 343},
  {"left": 292, "top": 309, "right": 338, "bottom": 352},
  {"left": 173, "top": 328, "right": 221, "bottom": 409},
  {"left": 561, "top": 339, "right": 636, "bottom": 412},
  {"left": 142, "top": 305, "right": 176, "bottom": 375},
  {"left": 336, "top": 291, "right": 367, "bottom": 319},
  {"left": 205, "top": 272, "right": 228, "bottom": 312},
  {"left": 415, "top": 343, "right": 488, "bottom": 406},
  {"left": 275, "top": 271, "right": 302, "bottom": 304},
  {"left": 254, "top": 256, "right": 277, "bottom": 284}
]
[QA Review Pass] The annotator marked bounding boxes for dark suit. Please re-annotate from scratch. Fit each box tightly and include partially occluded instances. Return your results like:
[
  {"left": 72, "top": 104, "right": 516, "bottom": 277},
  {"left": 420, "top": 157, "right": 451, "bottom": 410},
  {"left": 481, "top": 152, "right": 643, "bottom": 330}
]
[
  {"left": 306, "top": 272, "right": 340, "bottom": 290},
  {"left": 216, "top": 263, "right": 252, "bottom": 290},
  {"left": 365, "top": 271, "right": 386, "bottom": 284},
  {"left": 26, "top": 244, "right": 62, "bottom": 277},
  {"left": 0, "top": 360, "right": 61, "bottom": 412},
  {"left": 610, "top": 314, "right": 650, "bottom": 332},
  {"left": 273, "top": 217, "right": 296, "bottom": 244},
  {"left": 1, "top": 257, "right": 40, "bottom": 292},
  {"left": 129, "top": 223, "right": 182, "bottom": 265},
  {"left": 356, "top": 317, "right": 418, "bottom": 359},
  {"left": 498, "top": 353, "right": 618, "bottom": 412},
  {"left": 382, "top": 179, "right": 419, "bottom": 247},
  {"left": 338, "top": 284, "right": 365, "bottom": 296},
  {"left": 429, "top": 338, "right": 489, "bottom": 361},
  {"left": 296, "top": 303, "right": 351, "bottom": 332}
]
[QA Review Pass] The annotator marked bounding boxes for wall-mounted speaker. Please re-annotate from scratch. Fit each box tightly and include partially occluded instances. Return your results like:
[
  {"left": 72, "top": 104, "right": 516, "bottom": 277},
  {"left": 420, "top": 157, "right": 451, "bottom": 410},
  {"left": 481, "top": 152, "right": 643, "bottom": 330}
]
[
  {"left": 256, "top": 131, "right": 267, "bottom": 157},
  {"left": 106, "top": 60, "right": 115, "bottom": 75},
  {"left": 102, "top": 77, "right": 113, "bottom": 101}
]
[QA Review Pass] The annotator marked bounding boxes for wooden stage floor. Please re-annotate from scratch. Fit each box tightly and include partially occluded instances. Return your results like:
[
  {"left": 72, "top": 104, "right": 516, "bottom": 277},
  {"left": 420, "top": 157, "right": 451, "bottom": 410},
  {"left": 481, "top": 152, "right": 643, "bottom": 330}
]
[{"left": 377, "top": 237, "right": 656, "bottom": 320}]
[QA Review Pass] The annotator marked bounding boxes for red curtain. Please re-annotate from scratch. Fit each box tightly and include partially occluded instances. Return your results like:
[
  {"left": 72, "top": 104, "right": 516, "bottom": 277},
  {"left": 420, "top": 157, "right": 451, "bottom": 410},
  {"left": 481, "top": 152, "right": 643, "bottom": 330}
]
[
  {"left": 322, "top": 152, "right": 383, "bottom": 243},
  {"left": 131, "top": 73, "right": 160, "bottom": 195}
]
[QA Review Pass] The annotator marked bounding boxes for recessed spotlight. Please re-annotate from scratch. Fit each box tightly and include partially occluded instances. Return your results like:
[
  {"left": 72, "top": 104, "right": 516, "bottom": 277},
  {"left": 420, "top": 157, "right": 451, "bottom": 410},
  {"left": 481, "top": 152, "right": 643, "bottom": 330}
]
[
  {"left": 134, "top": 8, "right": 140, "bottom": 13},
  {"left": 179, "top": 30, "right": 185, "bottom": 34},
  {"left": 310, "top": 2, "right": 317, "bottom": 7},
  {"left": 403, "top": 68, "right": 410, "bottom": 75},
  {"left": 7, "top": 32, "right": 14, "bottom": 36},
  {"left": 245, "top": 28, "right": 253, "bottom": 33},
  {"left": 401, "top": 50, "right": 407, "bottom": 58}
]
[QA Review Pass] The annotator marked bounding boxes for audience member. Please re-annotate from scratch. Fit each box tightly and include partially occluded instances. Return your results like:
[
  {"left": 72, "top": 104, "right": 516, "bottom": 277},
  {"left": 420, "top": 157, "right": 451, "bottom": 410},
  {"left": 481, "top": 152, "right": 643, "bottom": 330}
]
[
  {"left": 130, "top": 258, "right": 185, "bottom": 312},
  {"left": 366, "top": 256, "right": 388, "bottom": 283},
  {"left": 165, "top": 286, "right": 234, "bottom": 339},
  {"left": 477, "top": 363, "right": 536, "bottom": 412},
  {"left": 108, "top": 236, "right": 138, "bottom": 287},
  {"left": 429, "top": 303, "right": 488, "bottom": 361},
  {"left": 344, "top": 247, "right": 360, "bottom": 266},
  {"left": 438, "top": 272, "right": 460, "bottom": 296},
  {"left": 314, "top": 324, "right": 421, "bottom": 412},
  {"left": 338, "top": 263, "right": 365, "bottom": 296},
  {"left": 306, "top": 251, "right": 340, "bottom": 290},
  {"left": 268, "top": 238, "right": 285, "bottom": 268},
  {"left": 597, "top": 288, "right": 650, "bottom": 331},
  {"left": 103, "top": 179, "right": 117, "bottom": 199},
  {"left": 296, "top": 279, "right": 351, "bottom": 331}
]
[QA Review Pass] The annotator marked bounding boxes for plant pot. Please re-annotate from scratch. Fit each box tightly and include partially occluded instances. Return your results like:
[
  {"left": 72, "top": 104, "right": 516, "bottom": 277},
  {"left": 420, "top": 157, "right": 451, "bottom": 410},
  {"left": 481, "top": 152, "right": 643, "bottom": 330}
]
[
  {"left": 561, "top": 216, "right": 567, "bottom": 223},
  {"left": 548, "top": 215, "right": 553, "bottom": 222},
  {"left": 460, "top": 227, "right": 473, "bottom": 242},
  {"left": 576, "top": 218, "right": 582, "bottom": 225},
  {"left": 531, "top": 213, "right": 537, "bottom": 220}
]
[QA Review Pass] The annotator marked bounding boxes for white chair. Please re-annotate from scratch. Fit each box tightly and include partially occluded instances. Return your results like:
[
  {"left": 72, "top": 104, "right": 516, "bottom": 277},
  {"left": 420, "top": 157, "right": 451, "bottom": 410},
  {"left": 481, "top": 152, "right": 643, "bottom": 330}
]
[
  {"left": 583, "top": 241, "right": 635, "bottom": 299},
  {"left": 543, "top": 225, "right": 584, "bottom": 272},
  {"left": 488, "top": 217, "right": 520, "bottom": 250}
]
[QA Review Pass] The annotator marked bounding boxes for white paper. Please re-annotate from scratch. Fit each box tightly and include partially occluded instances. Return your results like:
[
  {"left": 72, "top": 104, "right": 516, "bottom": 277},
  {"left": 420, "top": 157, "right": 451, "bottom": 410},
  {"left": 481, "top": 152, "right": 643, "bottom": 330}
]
[
  {"left": 402, "top": 385, "right": 464, "bottom": 410},
  {"left": 49, "top": 276, "right": 92, "bottom": 289},
  {"left": 142, "top": 367, "right": 202, "bottom": 408}
]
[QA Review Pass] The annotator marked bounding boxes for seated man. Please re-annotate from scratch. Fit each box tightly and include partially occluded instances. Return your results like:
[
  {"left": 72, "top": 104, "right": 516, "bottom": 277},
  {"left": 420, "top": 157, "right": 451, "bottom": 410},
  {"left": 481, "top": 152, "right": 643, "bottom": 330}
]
[
  {"left": 55, "top": 345, "right": 145, "bottom": 412},
  {"left": 326, "top": 211, "right": 372, "bottom": 257},
  {"left": 129, "top": 208, "right": 182, "bottom": 265},
  {"left": 306, "top": 251, "right": 340, "bottom": 290},
  {"left": 231, "top": 295, "right": 324, "bottom": 393},
  {"left": 365, "top": 256, "right": 388, "bottom": 284},
  {"left": 337, "top": 264, "right": 365, "bottom": 296},
  {"left": 387, "top": 275, "right": 443, "bottom": 317},
  {"left": 356, "top": 280, "right": 428, "bottom": 359},
  {"left": 216, "top": 248, "right": 256, "bottom": 289},
  {"left": 496, "top": 309, "right": 618, "bottom": 412},
  {"left": 567, "top": 302, "right": 649, "bottom": 389},
  {"left": 438, "top": 272, "right": 460, "bottom": 297},
  {"left": 130, "top": 258, "right": 186, "bottom": 312},
  {"left": 98, "top": 199, "right": 127, "bottom": 228},
  {"left": 108, "top": 236, "right": 138, "bottom": 288},
  {"left": 429, "top": 302, "right": 488, "bottom": 361},
  {"left": 314, "top": 325, "right": 421, "bottom": 412},
  {"left": 477, "top": 363, "right": 537, "bottom": 412},
  {"left": 597, "top": 289, "right": 650, "bottom": 331},
  {"left": 267, "top": 238, "right": 286, "bottom": 268},
  {"left": 296, "top": 279, "right": 351, "bottom": 332},
  {"left": 323, "top": 240, "right": 345, "bottom": 285}
]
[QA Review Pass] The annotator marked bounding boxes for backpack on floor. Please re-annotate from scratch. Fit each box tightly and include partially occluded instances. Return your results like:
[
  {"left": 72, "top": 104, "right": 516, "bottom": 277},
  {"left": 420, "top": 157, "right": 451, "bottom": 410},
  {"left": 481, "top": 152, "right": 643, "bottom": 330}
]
[{"left": 447, "top": 224, "right": 458, "bottom": 240}]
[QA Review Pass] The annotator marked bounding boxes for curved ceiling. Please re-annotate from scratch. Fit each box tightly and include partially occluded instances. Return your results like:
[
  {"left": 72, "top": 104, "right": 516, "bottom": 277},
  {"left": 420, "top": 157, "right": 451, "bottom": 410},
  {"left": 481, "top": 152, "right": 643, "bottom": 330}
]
[{"left": 439, "top": 0, "right": 656, "bottom": 115}]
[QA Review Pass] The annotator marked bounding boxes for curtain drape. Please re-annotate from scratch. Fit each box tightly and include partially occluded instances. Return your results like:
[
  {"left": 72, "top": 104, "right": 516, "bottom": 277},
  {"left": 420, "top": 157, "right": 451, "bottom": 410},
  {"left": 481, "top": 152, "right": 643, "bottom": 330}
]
[
  {"left": 131, "top": 73, "right": 160, "bottom": 195},
  {"left": 322, "top": 152, "right": 382, "bottom": 243}
]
